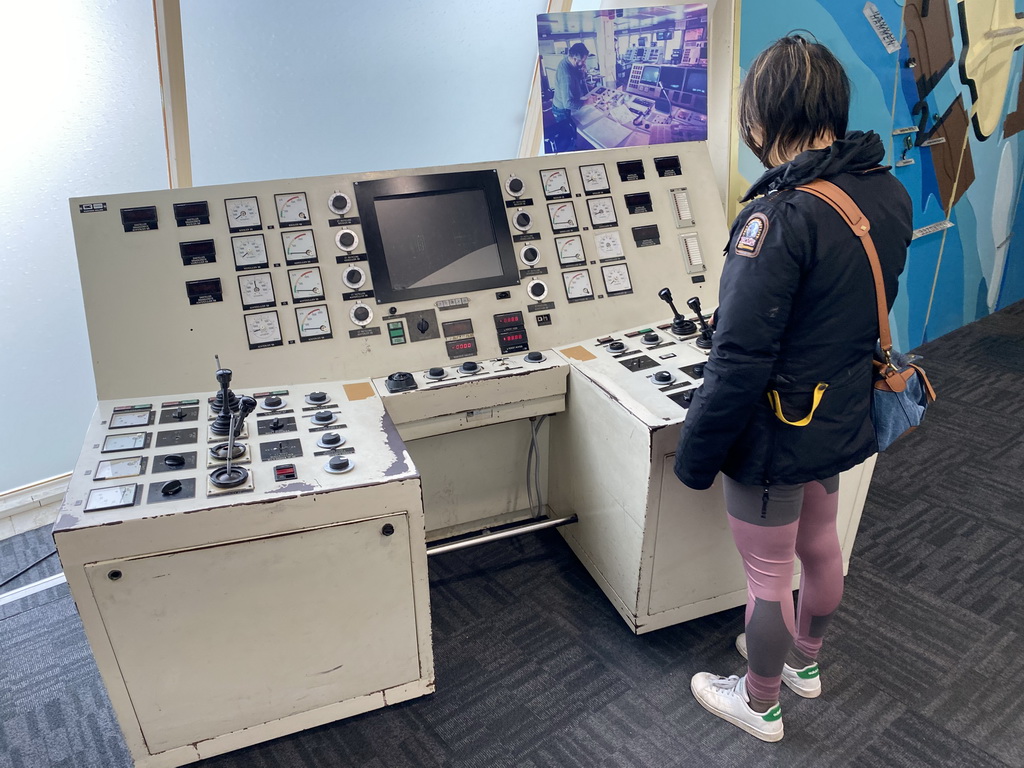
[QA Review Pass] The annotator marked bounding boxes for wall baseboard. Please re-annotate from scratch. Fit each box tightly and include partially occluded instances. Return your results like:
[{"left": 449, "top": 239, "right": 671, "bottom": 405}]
[{"left": 0, "top": 474, "right": 70, "bottom": 522}]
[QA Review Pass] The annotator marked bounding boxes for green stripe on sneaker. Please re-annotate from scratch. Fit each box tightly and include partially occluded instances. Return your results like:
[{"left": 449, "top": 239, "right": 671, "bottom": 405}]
[
  {"left": 761, "top": 704, "right": 782, "bottom": 722},
  {"left": 796, "top": 664, "right": 820, "bottom": 680}
]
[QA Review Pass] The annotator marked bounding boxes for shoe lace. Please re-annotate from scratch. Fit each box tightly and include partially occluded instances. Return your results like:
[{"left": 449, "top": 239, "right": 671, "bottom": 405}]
[{"left": 709, "top": 675, "right": 742, "bottom": 695}]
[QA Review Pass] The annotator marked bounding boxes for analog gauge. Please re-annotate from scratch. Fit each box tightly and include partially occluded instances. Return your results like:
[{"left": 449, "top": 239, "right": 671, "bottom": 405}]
[
  {"left": 587, "top": 196, "right": 617, "bottom": 227},
  {"left": 109, "top": 410, "right": 152, "bottom": 429},
  {"left": 238, "top": 272, "right": 275, "bottom": 309},
  {"left": 282, "top": 230, "right": 318, "bottom": 264},
  {"left": 232, "top": 234, "right": 269, "bottom": 270},
  {"left": 95, "top": 456, "right": 145, "bottom": 481},
  {"left": 225, "top": 196, "right": 262, "bottom": 231},
  {"left": 244, "top": 310, "right": 283, "bottom": 347},
  {"left": 580, "top": 163, "right": 610, "bottom": 193},
  {"left": 547, "top": 201, "right": 578, "bottom": 232},
  {"left": 594, "top": 230, "right": 624, "bottom": 258},
  {"left": 562, "top": 269, "right": 594, "bottom": 301},
  {"left": 275, "top": 192, "right": 310, "bottom": 226},
  {"left": 85, "top": 483, "right": 138, "bottom": 512},
  {"left": 328, "top": 191, "right": 352, "bottom": 216},
  {"left": 102, "top": 432, "right": 148, "bottom": 453},
  {"left": 555, "top": 234, "right": 586, "bottom": 266},
  {"left": 349, "top": 302, "right": 373, "bottom": 326},
  {"left": 295, "top": 305, "right": 332, "bottom": 340},
  {"left": 602, "top": 263, "right": 633, "bottom": 294},
  {"left": 540, "top": 168, "right": 570, "bottom": 197},
  {"left": 288, "top": 267, "right": 324, "bottom": 302}
]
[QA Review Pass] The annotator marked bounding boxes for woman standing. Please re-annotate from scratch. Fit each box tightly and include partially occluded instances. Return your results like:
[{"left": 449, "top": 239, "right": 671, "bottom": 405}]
[{"left": 674, "top": 35, "right": 913, "bottom": 742}]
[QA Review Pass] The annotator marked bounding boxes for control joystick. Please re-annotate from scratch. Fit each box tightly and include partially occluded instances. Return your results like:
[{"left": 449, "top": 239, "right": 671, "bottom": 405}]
[
  {"left": 658, "top": 287, "right": 697, "bottom": 336},
  {"left": 211, "top": 363, "right": 240, "bottom": 436},
  {"left": 687, "top": 296, "right": 714, "bottom": 350},
  {"left": 210, "top": 395, "right": 257, "bottom": 489},
  {"left": 234, "top": 395, "right": 257, "bottom": 437}
]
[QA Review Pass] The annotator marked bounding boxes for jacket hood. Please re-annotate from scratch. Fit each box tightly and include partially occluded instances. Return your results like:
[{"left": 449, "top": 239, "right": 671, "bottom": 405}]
[{"left": 740, "top": 130, "right": 886, "bottom": 202}]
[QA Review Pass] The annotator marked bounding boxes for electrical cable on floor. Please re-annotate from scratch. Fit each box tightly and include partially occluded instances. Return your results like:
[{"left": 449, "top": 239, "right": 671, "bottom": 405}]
[
  {"left": 0, "top": 549, "right": 58, "bottom": 590},
  {"left": 534, "top": 415, "right": 547, "bottom": 516},
  {"left": 526, "top": 417, "right": 537, "bottom": 515}
]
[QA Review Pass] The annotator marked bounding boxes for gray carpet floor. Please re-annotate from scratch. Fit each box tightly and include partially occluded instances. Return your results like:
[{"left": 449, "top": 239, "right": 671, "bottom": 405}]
[{"left": 2, "top": 301, "right": 1022, "bottom": 767}]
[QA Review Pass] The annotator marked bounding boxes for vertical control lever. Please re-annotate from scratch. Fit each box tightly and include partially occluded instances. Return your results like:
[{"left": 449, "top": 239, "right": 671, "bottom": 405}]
[
  {"left": 658, "top": 287, "right": 697, "bottom": 336},
  {"left": 686, "top": 296, "right": 714, "bottom": 350}
]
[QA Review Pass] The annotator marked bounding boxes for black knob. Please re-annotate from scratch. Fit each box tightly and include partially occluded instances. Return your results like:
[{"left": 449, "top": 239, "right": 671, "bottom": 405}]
[
  {"left": 215, "top": 367, "right": 232, "bottom": 386},
  {"left": 269, "top": 417, "right": 282, "bottom": 431},
  {"left": 416, "top": 318, "right": 429, "bottom": 334},
  {"left": 389, "top": 372, "right": 411, "bottom": 382},
  {"left": 330, "top": 193, "right": 350, "bottom": 213},
  {"left": 515, "top": 212, "right": 532, "bottom": 229},
  {"left": 308, "top": 391, "right": 328, "bottom": 403},
  {"left": 264, "top": 395, "right": 282, "bottom": 408},
  {"left": 345, "top": 268, "right": 363, "bottom": 285},
  {"left": 460, "top": 361, "right": 479, "bottom": 373},
  {"left": 525, "top": 351, "right": 544, "bottom": 363},
  {"left": 682, "top": 389, "right": 694, "bottom": 402},
  {"left": 522, "top": 246, "right": 539, "bottom": 264},
  {"left": 164, "top": 454, "right": 185, "bottom": 468},
  {"left": 328, "top": 455, "right": 350, "bottom": 472},
  {"left": 608, "top": 341, "right": 626, "bottom": 352},
  {"left": 161, "top": 479, "right": 183, "bottom": 496},
  {"left": 313, "top": 410, "right": 335, "bottom": 424},
  {"left": 320, "top": 431, "right": 342, "bottom": 446},
  {"left": 507, "top": 177, "right": 524, "bottom": 195},
  {"left": 428, "top": 367, "right": 445, "bottom": 378},
  {"left": 353, "top": 305, "right": 370, "bottom": 322},
  {"left": 643, "top": 332, "right": 660, "bottom": 344},
  {"left": 692, "top": 363, "right": 705, "bottom": 378},
  {"left": 337, "top": 230, "right": 356, "bottom": 248},
  {"left": 529, "top": 281, "right": 546, "bottom": 298}
]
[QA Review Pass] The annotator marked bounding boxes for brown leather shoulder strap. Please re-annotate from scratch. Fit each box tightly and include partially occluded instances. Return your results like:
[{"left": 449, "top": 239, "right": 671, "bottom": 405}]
[{"left": 794, "top": 179, "right": 893, "bottom": 356}]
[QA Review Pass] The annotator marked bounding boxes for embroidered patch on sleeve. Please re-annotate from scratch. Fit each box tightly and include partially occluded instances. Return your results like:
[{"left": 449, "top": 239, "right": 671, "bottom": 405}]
[{"left": 734, "top": 212, "right": 769, "bottom": 257}]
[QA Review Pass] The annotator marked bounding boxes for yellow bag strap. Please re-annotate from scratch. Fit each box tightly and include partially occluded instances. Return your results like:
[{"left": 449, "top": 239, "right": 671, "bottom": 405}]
[{"left": 766, "top": 382, "right": 829, "bottom": 427}]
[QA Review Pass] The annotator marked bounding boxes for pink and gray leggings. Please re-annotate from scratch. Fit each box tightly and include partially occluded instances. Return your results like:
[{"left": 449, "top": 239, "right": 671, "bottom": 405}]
[{"left": 723, "top": 474, "right": 844, "bottom": 703}]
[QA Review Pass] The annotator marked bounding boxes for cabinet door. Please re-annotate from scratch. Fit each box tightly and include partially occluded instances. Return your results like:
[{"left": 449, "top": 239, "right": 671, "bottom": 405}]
[{"left": 86, "top": 513, "right": 421, "bottom": 754}]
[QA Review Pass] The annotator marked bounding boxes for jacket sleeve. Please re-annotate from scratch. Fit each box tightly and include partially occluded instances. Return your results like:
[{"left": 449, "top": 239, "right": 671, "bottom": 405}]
[{"left": 674, "top": 199, "right": 810, "bottom": 490}]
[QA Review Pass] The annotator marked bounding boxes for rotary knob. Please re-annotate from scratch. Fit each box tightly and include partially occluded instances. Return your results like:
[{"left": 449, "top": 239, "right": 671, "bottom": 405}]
[
  {"left": 520, "top": 245, "right": 540, "bottom": 266},
  {"left": 343, "top": 266, "right": 365, "bottom": 289},
  {"left": 335, "top": 229, "right": 359, "bottom": 251},
  {"left": 328, "top": 192, "right": 351, "bottom": 215},
  {"left": 505, "top": 176, "right": 525, "bottom": 197},
  {"left": 325, "top": 455, "right": 353, "bottom": 473},
  {"left": 262, "top": 394, "right": 285, "bottom": 410},
  {"left": 607, "top": 341, "right": 626, "bottom": 353},
  {"left": 525, "top": 351, "right": 545, "bottom": 363},
  {"left": 459, "top": 361, "right": 480, "bottom": 374},
  {"left": 642, "top": 332, "right": 661, "bottom": 345},
  {"left": 513, "top": 211, "right": 532, "bottom": 232},
  {"left": 163, "top": 454, "right": 185, "bottom": 468},
  {"left": 318, "top": 431, "right": 346, "bottom": 448},
  {"left": 306, "top": 391, "right": 329, "bottom": 405},
  {"left": 653, "top": 370, "right": 676, "bottom": 385},
  {"left": 312, "top": 410, "right": 336, "bottom": 426},
  {"left": 350, "top": 302, "right": 372, "bottom": 326},
  {"left": 527, "top": 279, "right": 548, "bottom": 301},
  {"left": 692, "top": 363, "right": 705, "bottom": 378},
  {"left": 426, "top": 367, "right": 446, "bottom": 379}
]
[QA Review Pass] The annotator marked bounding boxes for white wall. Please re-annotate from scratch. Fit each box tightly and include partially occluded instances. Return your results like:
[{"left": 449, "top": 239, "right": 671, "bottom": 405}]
[{"left": 0, "top": 2, "right": 168, "bottom": 493}]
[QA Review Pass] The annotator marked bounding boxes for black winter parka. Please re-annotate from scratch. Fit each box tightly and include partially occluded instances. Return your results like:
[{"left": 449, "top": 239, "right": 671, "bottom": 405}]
[{"left": 674, "top": 131, "right": 913, "bottom": 490}]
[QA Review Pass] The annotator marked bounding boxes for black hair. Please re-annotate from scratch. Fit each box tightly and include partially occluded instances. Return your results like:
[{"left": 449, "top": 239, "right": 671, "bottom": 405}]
[
  {"left": 568, "top": 43, "right": 590, "bottom": 59},
  {"left": 738, "top": 33, "right": 850, "bottom": 167}
]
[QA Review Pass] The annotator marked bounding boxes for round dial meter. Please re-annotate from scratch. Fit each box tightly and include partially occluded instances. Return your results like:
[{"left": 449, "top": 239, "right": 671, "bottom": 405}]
[
  {"left": 602, "top": 263, "right": 632, "bottom": 293},
  {"left": 238, "top": 272, "right": 275, "bottom": 308},
  {"left": 275, "top": 192, "right": 310, "bottom": 226},
  {"left": 587, "top": 196, "right": 617, "bottom": 227},
  {"left": 540, "top": 167, "right": 570, "bottom": 196},
  {"left": 580, "top": 163, "right": 610, "bottom": 193},
  {"left": 282, "top": 230, "right": 317, "bottom": 263},
  {"left": 225, "top": 196, "right": 262, "bottom": 229},
  {"left": 562, "top": 269, "right": 594, "bottom": 300},
  {"left": 594, "top": 230, "right": 624, "bottom": 258},
  {"left": 288, "top": 267, "right": 324, "bottom": 301},
  {"left": 102, "top": 432, "right": 147, "bottom": 453},
  {"left": 555, "top": 235, "right": 585, "bottom": 266},
  {"left": 232, "top": 234, "right": 268, "bottom": 269},
  {"left": 244, "top": 311, "right": 283, "bottom": 346},
  {"left": 295, "top": 305, "right": 332, "bottom": 340}
]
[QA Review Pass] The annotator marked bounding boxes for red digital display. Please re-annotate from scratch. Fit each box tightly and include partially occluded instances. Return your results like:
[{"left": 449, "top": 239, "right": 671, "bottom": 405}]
[
  {"left": 494, "top": 311, "right": 525, "bottom": 331},
  {"left": 445, "top": 337, "right": 479, "bottom": 359}
]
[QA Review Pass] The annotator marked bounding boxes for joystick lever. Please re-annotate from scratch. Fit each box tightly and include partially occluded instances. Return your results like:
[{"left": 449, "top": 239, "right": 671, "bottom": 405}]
[
  {"left": 658, "top": 287, "right": 697, "bottom": 336},
  {"left": 686, "top": 297, "right": 714, "bottom": 350}
]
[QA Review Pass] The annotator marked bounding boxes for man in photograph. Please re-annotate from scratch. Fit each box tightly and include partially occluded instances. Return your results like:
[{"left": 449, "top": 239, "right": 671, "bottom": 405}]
[{"left": 552, "top": 42, "right": 590, "bottom": 151}]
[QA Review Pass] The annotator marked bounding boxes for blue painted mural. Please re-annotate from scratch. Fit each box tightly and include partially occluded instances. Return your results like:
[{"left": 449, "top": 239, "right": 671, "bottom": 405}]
[{"left": 737, "top": 0, "right": 1024, "bottom": 350}]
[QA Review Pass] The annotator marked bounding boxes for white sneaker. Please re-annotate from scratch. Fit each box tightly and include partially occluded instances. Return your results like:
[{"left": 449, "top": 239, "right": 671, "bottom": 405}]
[
  {"left": 690, "top": 673, "right": 783, "bottom": 742},
  {"left": 735, "top": 633, "right": 822, "bottom": 699}
]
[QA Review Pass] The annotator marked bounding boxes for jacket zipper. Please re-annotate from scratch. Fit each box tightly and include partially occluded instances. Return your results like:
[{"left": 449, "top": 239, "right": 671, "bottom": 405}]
[{"left": 761, "top": 484, "right": 770, "bottom": 519}]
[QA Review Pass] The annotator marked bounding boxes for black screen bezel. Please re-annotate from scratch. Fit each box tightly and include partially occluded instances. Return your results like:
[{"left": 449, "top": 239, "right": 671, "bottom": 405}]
[{"left": 354, "top": 170, "right": 519, "bottom": 305}]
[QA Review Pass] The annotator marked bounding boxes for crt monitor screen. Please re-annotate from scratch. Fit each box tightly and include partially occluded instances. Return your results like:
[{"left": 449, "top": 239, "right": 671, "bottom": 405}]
[
  {"left": 640, "top": 65, "right": 661, "bottom": 85},
  {"left": 354, "top": 170, "right": 520, "bottom": 304},
  {"left": 659, "top": 66, "right": 686, "bottom": 91},
  {"left": 684, "top": 68, "right": 707, "bottom": 95}
]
